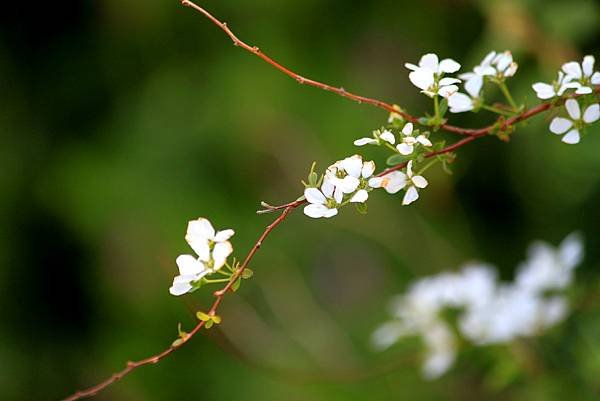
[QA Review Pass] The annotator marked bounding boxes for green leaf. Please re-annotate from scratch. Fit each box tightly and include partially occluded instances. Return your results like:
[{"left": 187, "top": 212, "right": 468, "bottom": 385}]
[
  {"left": 231, "top": 277, "right": 242, "bottom": 292},
  {"left": 241, "top": 269, "right": 254, "bottom": 279},
  {"left": 205, "top": 320, "right": 214, "bottom": 329},
  {"left": 196, "top": 311, "right": 211, "bottom": 322},
  {"left": 308, "top": 171, "right": 318, "bottom": 186},
  {"left": 172, "top": 338, "right": 185, "bottom": 347},
  {"left": 355, "top": 202, "right": 368, "bottom": 215},
  {"left": 386, "top": 153, "right": 407, "bottom": 166},
  {"left": 439, "top": 98, "right": 448, "bottom": 118},
  {"left": 211, "top": 315, "right": 222, "bottom": 324}
]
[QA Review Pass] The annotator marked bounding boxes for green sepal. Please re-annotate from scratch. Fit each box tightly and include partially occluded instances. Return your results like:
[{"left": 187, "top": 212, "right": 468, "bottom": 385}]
[{"left": 355, "top": 202, "right": 368, "bottom": 215}]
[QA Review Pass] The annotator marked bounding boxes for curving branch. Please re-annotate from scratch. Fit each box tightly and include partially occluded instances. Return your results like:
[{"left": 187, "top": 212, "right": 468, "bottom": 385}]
[{"left": 60, "top": 2, "right": 600, "bottom": 400}]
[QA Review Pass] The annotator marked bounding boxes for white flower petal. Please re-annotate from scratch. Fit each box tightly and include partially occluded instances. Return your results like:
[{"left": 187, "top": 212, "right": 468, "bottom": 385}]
[
  {"left": 583, "top": 104, "right": 600, "bottom": 124},
  {"left": 439, "top": 58, "right": 461, "bottom": 73},
  {"left": 582, "top": 55, "right": 595, "bottom": 77},
  {"left": 417, "top": 135, "right": 433, "bottom": 147},
  {"left": 474, "top": 65, "right": 496, "bottom": 76},
  {"left": 402, "top": 186, "right": 419, "bottom": 205},
  {"left": 562, "top": 61, "right": 582, "bottom": 79},
  {"left": 212, "top": 241, "right": 233, "bottom": 270},
  {"left": 406, "top": 160, "right": 414, "bottom": 177},
  {"left": 368, "top": 177, "right": 383, "bottom": 188},
  {"left": 338, "top": 175, "right": 360, "bottom": 193},
  {"left": 304, "top": 204, "right": 328, "bottom": 218},
  {"left": 438, "top": 85, "right": 458, "bottom": 98},
  {"left": 322, "top": 208, "right": 338, "bottom": 218},
  {"left": 562, "top": 129, "right": 580, "bottom": 144},
  {"left": 176, "top": 254, "right": 205, "bottom": 276},
  {"left": 412, "top": 175, "right": 429, "bottom": 189},
  {"left": 354, "top": 137, "right": 377, "bottom": 146},
  {"left": 380, "top": 130, "right": 396, "bottom": 144},
  {"left": 532, "top": 82, "right": 555, "bottom": 100},
  {"left": 397, "top": 142, "right": 413, "bottom": 155},
  {"left": 304, "top": 187, "right": 326, "bottom": 205},
  {"left": 565, "top": 99, "right": 581, "bottom": 120},
  {"left": 439, "top": 77, "right": 461, "bottom": 86},
  {"left": 409, "top": 69, "right": 435, "bottom": 91},
  {"left": 214, "top": 229, "right": 235, "bottom": 242},
  {"left": 505, "top": 62, "right": 518, "bottom": 77},
  {"left": 549, "top": 117, "right": 573, "bottom": 134},
  {"left": 495, "top": 52, "right": 512, "bottom": 72},
  {"left": 349, "top": 189, "right": 369, "bottom": 203},
  {"left": 404, "top": 62, "right": 419, "bottom": 71},
  {"left": 169, "top": 278, "right": 193, "bottom": 296},
  {"left": 448, "top": 92, "right": 473, "bottom": 113},
  {"left": 419, "top": 53, "right": 439, "bottom": 71},
  {"left": 341, "top": 155, "right": 363, "bottom": 178},
  {"left": 575, "top": 86, "right": 593, "bottom": 95},
  {"left": 402, "top": 122, "right": 414, "bottom": 136},
  {"left": 334, "top": 186, "right": 344, "bottom": 204},
  {"left": 591, "top": 71, "right": 600, "bottom": 84},
  {"left": 384, "top": 171, "right": 407, "bottom": 194},
  {"left": 187, "top": 238, "right": 210, "bottom": 262},
  {"left": 187, "top": 218, "right": 216, "bottom": 240},
  {"left": 361, "top": 161, "right": 376, "bottom": 178},
  {"left": 464, "top": 75, "right": 483, "bottom": 98},
  {"left": 321, "top": 178, "right": 335, "bottom": 198}
]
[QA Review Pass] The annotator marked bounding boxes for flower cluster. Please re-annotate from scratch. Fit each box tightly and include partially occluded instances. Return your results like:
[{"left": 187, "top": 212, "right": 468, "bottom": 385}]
[
  {"left": 405, "top": 53, "right": 461, "bottom": 98},
  {"left": 531, "top": 55, "right": 600, "bottom": 144},
  {"left": 448, "top": 50, "right": 518, "bottom": 113},
  {"left": 372, "top": 233, "right": 583, "bottom": 379},
  {"left": 169, "top": 218, "right": 235, "bottom": 296},
  {"left": 303, "top": 155, "right": 376, "bottom": 218}
]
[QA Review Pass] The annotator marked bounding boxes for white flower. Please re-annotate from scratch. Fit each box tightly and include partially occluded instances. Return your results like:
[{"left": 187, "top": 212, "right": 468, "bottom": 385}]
[
  {"left": 368, "top": 161, "right": 428, "bottom": 205},
  {"left": 354, "top": 129, "right": 395, "bottom": 147},
  {"left": 448, "top": 74, "right": 484, "bottom": 113},
  {"left": 405, "top": 53, "right": 461, "bottom": 98},
  {"left": 562, "top": 55, "right": 600, "bottom": 94},
  {"left": 532, "top": 71, "right": 581, "bottom": 100},
  {"left": 463, "top": 50, "right": 518, "bottom": 81},
  {"left": 170, "top": 217, "right": 235, "bottom": 296},
  {"left": 422, "top": 323, "right": 456, "bottom": 380},
  {"left": 395, "top": 123, "right": 432, "bottom": 155},
  {"left": 549, "top": 99, "right": 600, "bottom": 144},
  {"left": 326, "top": 155, "right": 376, "bottom": 204},
  {"left": 303, "top": 179, "right": 341, "bottom": 218},
  {"left": 516, "top": 232, "right": 583, "bottom": 293}
]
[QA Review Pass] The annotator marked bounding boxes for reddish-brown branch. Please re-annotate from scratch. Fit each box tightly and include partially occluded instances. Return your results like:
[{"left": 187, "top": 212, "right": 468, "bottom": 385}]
[
  {"left": 62, "top": 201, "right": 301, "bottom": 401},
  {"left": 61, "top": 3, "right": 600, "bottom": 400}
]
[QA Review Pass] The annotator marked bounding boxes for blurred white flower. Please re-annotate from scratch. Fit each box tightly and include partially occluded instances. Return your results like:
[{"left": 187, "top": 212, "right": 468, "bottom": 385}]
[
  {"left": 396, "top": 123, "right": 432, "bottom": 155},
  {"left": 562, "top": 55, "right": 600, "bottom": 94},
  {"left": 368, "top": 161, "right": 428, "bottom": 205},
  {"left": 170, "top": 218, "right": 235, "bottom": 296},
  {"left": 532, "top": 71, "right": 580, "bottom": 100},
  {"left": 405, "top": 53, "right": 461, "bottom": 98},
  {"left": 372, "top": 233, "right": 584, "bottom": 378},
  {"left": 465, "top": 50, "right": 518, "bottom": 80},
  {"left": 549, "top": 99, "right": 600, "bottom": 144}
]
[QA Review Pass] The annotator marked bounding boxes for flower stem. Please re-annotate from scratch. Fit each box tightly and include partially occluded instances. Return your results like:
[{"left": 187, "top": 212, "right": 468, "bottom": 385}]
[
  {"left": 203, "top": 278, "right": 231, "bottom": 284},
  {"left": 384, "top": 142, "right": 399, "bottom": 153},
  {"left": 433, "top": 95, "right": 440, "bottom": 124},
  {"left": 417, "top": 158, "right": 440, "bottom": 175},
  {"left": 499, "top": 82, "right": 518, "bottom": 111},
  {"left": 481, "top": 104, "right": 515, "bottom": 117}
]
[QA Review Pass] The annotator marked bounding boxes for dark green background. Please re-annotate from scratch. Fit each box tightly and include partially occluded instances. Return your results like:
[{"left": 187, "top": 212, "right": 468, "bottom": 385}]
[{"left": 1, "top": 0, "right": 599, "bottom": 400}]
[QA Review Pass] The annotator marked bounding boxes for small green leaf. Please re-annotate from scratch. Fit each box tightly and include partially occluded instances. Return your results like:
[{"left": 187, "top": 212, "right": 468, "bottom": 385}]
[
  {"left": 386, "top": 153, "right": 407, "bottom": 166},
  {"left": 211, "top": 315, "right": 222, "bottom": 324},
  {"left": 231, "top": 277, "right": 242, "bottom": 292},
  {"left": 355, "top": 202, "right": 368, "bottom": 215},
  {"left": 439, "top": 98, "right": 448, "bottom": 117},
  {"left": 205, "top": 320, "right": 214, "bottom": 329},
  {"left": 241, "top": 269, "right": 254, "bottom": 279},
  {"left": 196, "top": 311, "right": 211, "bottom": 322},
  {"left": 172, "top": 338, "right": 185, "bottom": 347}
]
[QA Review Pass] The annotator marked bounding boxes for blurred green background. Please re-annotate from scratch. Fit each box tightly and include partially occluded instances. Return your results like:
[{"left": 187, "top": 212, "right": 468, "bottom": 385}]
[{"left": 1, "top": 0, "right": 600, "bottom": 400}]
